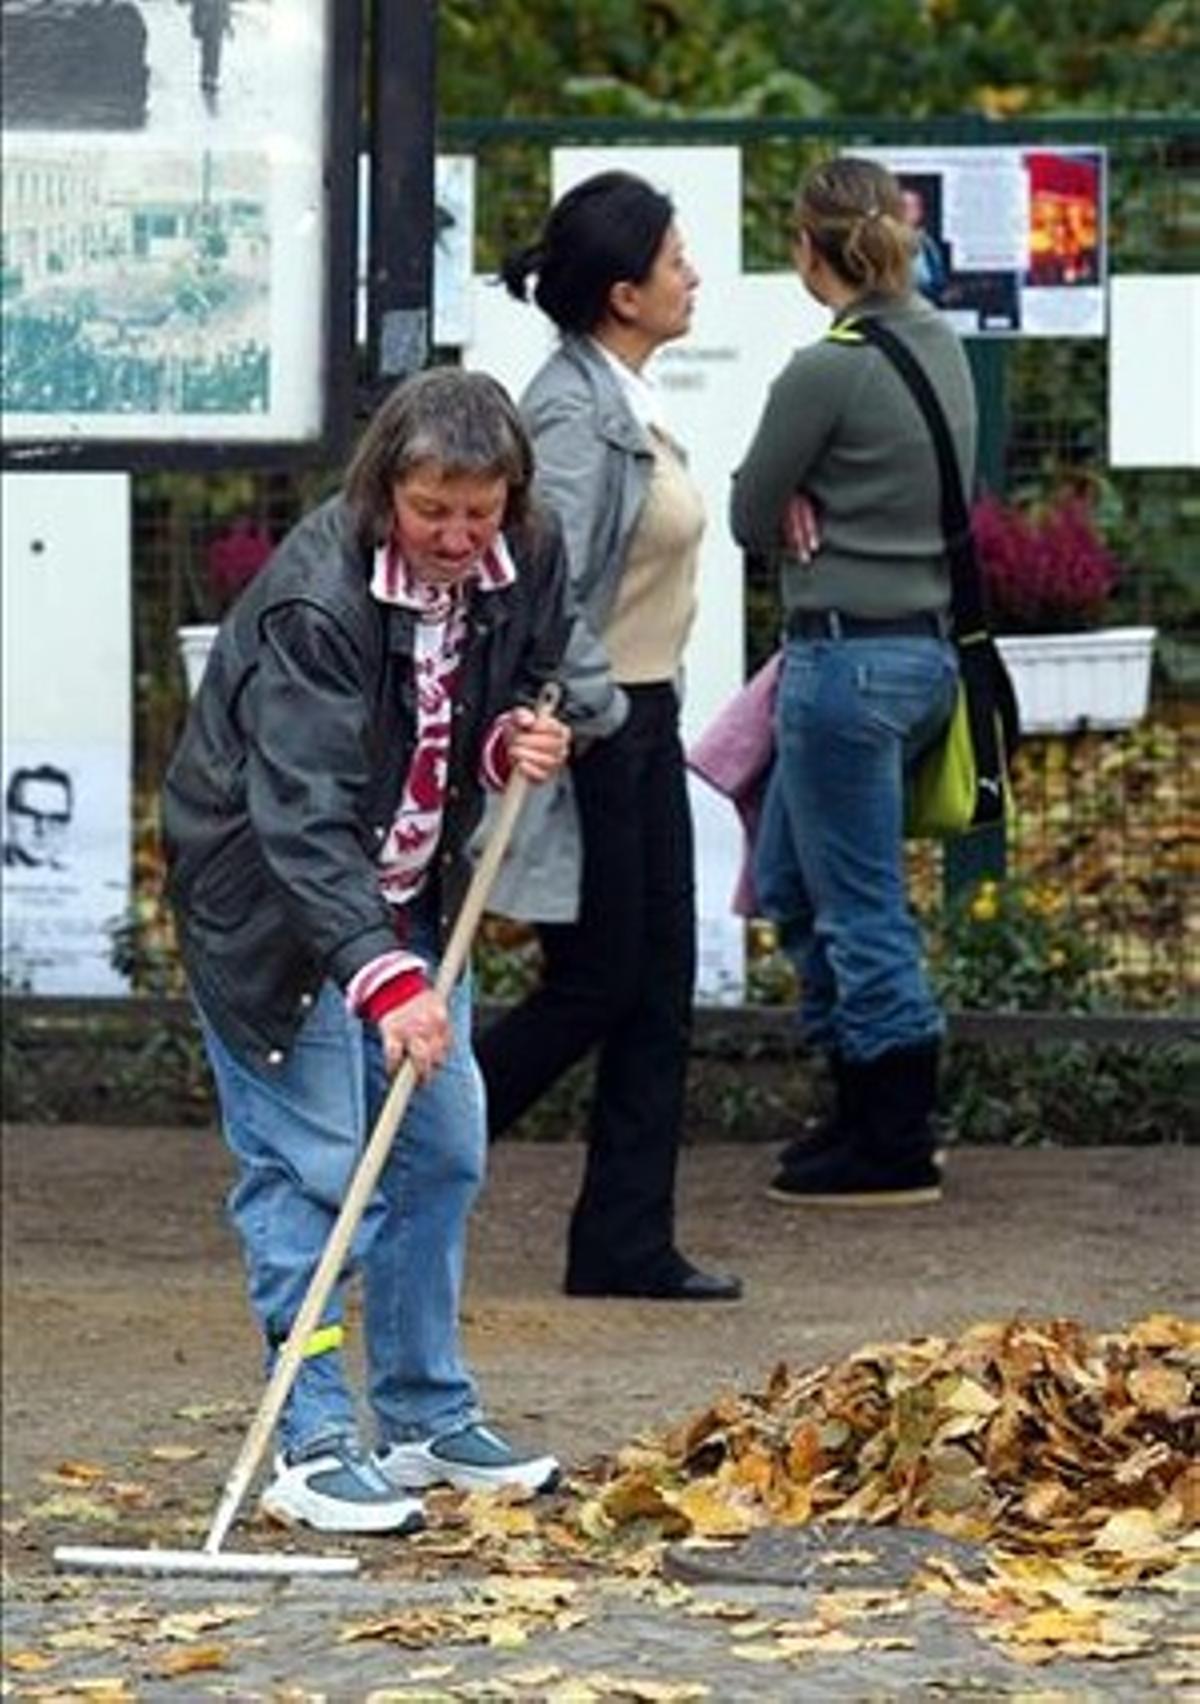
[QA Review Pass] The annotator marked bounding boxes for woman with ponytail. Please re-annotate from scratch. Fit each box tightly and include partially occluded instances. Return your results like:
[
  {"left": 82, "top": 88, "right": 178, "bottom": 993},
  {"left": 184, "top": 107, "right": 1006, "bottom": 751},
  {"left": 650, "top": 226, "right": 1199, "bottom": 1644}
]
[
  {"left": 731, "top": 156, "right": 977, "bottom": 1207},
  {"left": 477, "top": 170, "right": 741, "bottom": 1303}
]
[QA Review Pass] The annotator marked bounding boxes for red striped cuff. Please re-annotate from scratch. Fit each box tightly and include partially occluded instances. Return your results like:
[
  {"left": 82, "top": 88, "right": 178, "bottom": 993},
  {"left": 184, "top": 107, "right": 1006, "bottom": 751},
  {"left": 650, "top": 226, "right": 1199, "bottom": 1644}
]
[
  {"left": 479, "top": 711, "right": 515, "bottom": 791},
  {"left": 346, "top": 951, "right": 428, "bottom": 1022},
  {"left": 361, "top": 969, "right": 428, "bottom": 1023}
]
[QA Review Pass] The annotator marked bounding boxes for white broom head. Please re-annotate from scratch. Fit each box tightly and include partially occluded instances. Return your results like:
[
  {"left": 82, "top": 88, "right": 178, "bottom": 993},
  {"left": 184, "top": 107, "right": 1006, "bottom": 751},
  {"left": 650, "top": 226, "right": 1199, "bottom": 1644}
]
[{"left": 54, "top": 1545, "right": 359, "bottom": 1578}]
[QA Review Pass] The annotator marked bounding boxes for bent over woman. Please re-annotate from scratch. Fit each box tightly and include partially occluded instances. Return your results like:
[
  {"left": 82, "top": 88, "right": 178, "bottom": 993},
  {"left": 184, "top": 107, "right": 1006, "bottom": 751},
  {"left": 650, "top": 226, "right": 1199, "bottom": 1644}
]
[{"left": 164, "top": 370, "right": 571, "bottom": 1534}]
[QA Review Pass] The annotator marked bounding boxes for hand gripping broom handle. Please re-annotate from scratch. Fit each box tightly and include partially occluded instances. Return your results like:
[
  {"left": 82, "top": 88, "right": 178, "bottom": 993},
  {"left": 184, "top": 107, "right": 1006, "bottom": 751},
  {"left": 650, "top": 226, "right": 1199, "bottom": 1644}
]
[{"left": 203, "top": 682, "right": 561, "bottom": 1554}]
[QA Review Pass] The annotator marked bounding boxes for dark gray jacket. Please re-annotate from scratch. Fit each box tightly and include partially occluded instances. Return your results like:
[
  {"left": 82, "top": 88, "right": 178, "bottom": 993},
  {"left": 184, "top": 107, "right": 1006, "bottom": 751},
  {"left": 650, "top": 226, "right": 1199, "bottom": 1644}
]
[{"left": 162, "top": 495, "right": 569, "bottom": 1067}]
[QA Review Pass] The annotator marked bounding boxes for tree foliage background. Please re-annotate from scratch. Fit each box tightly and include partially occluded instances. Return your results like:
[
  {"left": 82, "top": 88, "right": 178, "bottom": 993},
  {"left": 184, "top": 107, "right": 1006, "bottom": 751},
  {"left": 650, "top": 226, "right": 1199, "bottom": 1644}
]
[{"left": 438, "top": 0, "right": 1196, "bottom": 121}]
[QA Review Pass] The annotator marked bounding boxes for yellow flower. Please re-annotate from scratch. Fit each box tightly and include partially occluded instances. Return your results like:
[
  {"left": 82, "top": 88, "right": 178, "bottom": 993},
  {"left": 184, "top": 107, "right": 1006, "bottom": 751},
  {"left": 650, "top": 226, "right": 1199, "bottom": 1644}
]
[
  {"left": 970, "top": 891, "right": 999, "bottom": 923},
  {"left": 975, "top": 84, "right": 1033, "bottom": 118}
]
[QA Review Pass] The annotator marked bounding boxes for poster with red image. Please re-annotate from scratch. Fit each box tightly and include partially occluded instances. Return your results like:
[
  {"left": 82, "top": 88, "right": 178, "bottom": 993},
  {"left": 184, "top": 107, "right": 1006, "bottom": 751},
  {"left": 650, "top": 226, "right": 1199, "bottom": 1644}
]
[{"left": 862, "top": 145, "right": 1107, "bottom": 338}]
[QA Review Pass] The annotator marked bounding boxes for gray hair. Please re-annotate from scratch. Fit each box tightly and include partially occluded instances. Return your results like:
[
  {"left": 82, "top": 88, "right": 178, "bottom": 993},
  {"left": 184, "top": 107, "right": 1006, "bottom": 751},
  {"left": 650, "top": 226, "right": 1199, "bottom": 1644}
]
[{"left": 344, "top": 366, "right": 534, "bottom": 544}]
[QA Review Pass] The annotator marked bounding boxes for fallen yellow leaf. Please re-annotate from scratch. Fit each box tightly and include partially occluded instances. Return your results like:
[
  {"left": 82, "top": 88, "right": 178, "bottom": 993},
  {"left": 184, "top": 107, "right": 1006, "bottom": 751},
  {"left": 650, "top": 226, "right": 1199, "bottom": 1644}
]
[
  {"left": 48, "top": 1626, "right": 122, "bottom": 1653},
  {"left": 147, "top": 1443, "right": 207, "bottom": 1464},
  {"left": 1127, "top": 1362, "right": 1192, "bottom": 1415},
  {"left": 29, "top": 1493, "right": 121, "bottom": 1527},
  {"left": 155, "top": 1603, "right": 260, "bottom": 1641},
  {"left": 666, "top": 1483, "right": 753, "bottom": 1539},
  {"left": 1093, "top": 1507, "right": 1174, "bottom": 1559},
  {"left": 157, "top": 1642, "right": 230, "bottom": 1675},
  {"left": 4, "top": 1649, "right": 59, "bottom": 1672},
  {"left": 58, "top": 1683, "right": 137, "bottom": 1702},
  {"left": 44, "top": 1460, "right": 108, "bottom": 1486},
  {"left": 484, "top": 1614, "right": 529, "bottom": 1648}
]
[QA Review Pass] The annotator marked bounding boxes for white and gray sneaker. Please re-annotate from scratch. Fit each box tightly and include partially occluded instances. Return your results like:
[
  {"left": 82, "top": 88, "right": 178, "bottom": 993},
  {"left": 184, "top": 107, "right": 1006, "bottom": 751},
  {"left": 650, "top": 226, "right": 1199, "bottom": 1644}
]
[
  {"left": 261, "top": 1437, "right": 425, "bottom": 1534},
  {"left": 376, "top": 1423, "right": 560, "bottom": 1495}
]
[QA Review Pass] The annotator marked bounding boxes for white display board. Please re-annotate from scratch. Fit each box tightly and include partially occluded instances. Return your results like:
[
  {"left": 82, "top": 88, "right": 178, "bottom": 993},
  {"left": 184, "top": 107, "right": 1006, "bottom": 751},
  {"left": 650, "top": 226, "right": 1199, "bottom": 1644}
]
[
  {"left": 1110, "top": 275, "right": 1200, "bottom": 468},
  {"left": 2, "top": 473, "right": 131, "bottom": 994}
]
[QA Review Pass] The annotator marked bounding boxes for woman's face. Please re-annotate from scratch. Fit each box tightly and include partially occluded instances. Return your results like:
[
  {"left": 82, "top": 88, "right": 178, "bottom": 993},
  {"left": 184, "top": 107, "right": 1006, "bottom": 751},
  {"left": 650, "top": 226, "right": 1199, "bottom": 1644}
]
[
  {"left": 391, "top": 464, "right": 508, "bottom": 585},
  {"left": 616, "top": 221, "right": 699, "bottom": 347}
]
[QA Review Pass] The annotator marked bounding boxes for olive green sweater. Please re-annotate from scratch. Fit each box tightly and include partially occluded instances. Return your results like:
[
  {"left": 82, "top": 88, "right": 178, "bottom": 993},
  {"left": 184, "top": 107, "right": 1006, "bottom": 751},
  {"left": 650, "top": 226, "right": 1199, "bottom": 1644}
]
[{"left": 729, "top": 291, "right": 977, "bottom": 620}]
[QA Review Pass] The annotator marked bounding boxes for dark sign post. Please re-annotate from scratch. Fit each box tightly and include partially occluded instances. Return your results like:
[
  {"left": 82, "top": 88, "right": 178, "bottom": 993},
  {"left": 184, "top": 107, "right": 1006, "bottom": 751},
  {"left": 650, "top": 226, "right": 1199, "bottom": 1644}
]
[{"left": 366, "top": 0, "right": 436, "bottom": 400}]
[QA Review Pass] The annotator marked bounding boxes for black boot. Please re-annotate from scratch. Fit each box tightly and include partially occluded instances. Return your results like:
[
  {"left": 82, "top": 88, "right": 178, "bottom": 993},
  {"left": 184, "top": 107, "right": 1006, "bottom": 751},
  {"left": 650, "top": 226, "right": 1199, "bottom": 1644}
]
[
  {"left": 769, "top": 1042, "right": 942, "bottom": 1206},
  {"left": 776, "top": 1051, "right": 854, "bottom": 1169}
]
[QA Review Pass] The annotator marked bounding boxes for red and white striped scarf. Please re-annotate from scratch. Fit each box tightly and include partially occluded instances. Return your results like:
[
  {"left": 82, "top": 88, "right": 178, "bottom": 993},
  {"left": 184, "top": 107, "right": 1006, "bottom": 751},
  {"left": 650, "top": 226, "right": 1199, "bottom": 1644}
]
[
  {"left": 370, "top": 536, "right": 515, "bottom": 909},
  {"left": 343, "top": 535, "right": 517, "bottom": 1020}
]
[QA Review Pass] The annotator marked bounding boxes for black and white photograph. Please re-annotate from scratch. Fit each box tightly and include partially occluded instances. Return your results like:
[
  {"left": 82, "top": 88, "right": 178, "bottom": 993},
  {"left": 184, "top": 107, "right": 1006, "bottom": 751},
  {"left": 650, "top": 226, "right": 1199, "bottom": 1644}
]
[
  {"left": 2, "top": 0, "right": 281, "bottom": 140},
  {"left": 3, "top": 148, "right": 271, "bottom": 419},
  {"left": 3, "top": 763, "right": 74, "bottom": 872},
  {"left": 1, "top": 0, "right": 339, "bottom": 446},
  {"left": 0, "top": 742, "right": 130, "bottom": 995}
]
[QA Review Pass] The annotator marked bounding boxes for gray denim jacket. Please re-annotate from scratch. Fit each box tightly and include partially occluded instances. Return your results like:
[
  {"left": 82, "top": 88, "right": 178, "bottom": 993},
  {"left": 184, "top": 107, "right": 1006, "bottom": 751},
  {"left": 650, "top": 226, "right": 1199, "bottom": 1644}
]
[{"left": 486, "top": 335, "right": 656, "bottom": 923}]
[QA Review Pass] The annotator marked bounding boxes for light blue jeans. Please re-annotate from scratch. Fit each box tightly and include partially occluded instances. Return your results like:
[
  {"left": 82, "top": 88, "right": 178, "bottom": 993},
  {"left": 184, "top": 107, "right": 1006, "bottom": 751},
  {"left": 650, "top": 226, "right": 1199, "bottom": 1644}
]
[
  {"left": 754, "top": 634, "right": 958, "bottom": 1063},
  {"left": 198, "top": 974, "right": 485, "bottom": 1459}
]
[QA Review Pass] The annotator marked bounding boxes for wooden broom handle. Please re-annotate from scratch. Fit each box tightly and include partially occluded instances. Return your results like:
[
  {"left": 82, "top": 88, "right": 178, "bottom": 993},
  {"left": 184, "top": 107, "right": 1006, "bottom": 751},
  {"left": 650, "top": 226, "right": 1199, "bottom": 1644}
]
[{"left": 204, "top": 682, "right": 561, "bottom": 1553}]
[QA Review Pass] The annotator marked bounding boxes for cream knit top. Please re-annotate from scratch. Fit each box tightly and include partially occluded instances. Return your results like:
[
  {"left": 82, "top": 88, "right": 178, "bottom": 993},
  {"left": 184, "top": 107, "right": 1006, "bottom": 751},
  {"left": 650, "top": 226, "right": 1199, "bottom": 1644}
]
[{"left": 604, "top": 426, "right": 705, "bottom": 684}]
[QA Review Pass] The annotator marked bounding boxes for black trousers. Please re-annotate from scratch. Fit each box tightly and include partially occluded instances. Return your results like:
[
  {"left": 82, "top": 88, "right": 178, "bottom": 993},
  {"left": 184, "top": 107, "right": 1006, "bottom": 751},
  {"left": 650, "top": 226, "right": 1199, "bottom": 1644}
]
[{"left": 475, "top": 683, "right": 696, "bottom": 1285}]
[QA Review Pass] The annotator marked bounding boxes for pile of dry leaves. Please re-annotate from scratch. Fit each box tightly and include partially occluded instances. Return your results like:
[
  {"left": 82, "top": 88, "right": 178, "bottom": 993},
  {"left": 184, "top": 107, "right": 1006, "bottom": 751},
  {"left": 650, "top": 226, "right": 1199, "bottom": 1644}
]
[
  {"left": 562, "top": 1314, "right": 1198, "bottom": 1666},
  {"left": 578, "top": 1315, "right": 1196, "bottom": 1562}
]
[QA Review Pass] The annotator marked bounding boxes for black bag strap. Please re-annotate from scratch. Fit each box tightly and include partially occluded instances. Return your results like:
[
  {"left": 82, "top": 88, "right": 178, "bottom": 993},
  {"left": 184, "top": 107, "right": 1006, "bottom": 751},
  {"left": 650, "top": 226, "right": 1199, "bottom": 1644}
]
[
  {"left": 833, "top": 313, "right": 1020, "bottom": 805},
  {"left": 839, "top": 315, "right": 988, "bottom": 638}
]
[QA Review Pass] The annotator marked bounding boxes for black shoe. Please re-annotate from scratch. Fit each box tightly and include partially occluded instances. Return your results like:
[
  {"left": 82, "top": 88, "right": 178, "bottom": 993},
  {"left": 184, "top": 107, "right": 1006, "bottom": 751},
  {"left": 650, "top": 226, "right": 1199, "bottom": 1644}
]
[
  {"left": 769, "top": 1042, "right": 943, "bottom": 1206},
  {"left": 565, "top": 1256, "right": 742, "bottom": 1302},
  {"left": 768, "top": 1146, "right": 941, "bottom": 1206},
  {"left": 777, "top": 1118, "right": 846, "bottom": 1171},
  {"left": 777, "top": 1051, "right": 853, "bottom": 1170}
]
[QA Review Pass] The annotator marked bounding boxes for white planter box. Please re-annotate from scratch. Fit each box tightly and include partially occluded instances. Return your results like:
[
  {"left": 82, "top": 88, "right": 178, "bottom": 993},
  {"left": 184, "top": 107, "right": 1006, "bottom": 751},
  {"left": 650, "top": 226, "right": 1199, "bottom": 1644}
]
[
  {"left": 176, "top": 623, "right": 219, "bottom": 698},
  {"left": 996, "top": 626, "right": 1157, "bottom": 735}
]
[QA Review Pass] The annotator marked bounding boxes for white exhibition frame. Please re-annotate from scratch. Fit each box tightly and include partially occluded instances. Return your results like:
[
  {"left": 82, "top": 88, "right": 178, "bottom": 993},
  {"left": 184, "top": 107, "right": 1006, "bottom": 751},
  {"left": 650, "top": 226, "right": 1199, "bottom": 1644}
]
[
  {"left": 1109, "top": 275, "right": 1200, "bottom": 468},
  {"left": 2, "top": 472, "right": 131, "bottom": 994},
  {"left": 2, "top": 0, "right": 336, "bottom": 448}
]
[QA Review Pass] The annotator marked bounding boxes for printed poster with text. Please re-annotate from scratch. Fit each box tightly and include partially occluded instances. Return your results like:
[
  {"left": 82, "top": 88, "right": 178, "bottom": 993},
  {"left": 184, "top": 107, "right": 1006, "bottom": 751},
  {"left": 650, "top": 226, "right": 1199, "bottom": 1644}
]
[{"left": 863, "top": 145, "right": 1106, "bottom": 337}]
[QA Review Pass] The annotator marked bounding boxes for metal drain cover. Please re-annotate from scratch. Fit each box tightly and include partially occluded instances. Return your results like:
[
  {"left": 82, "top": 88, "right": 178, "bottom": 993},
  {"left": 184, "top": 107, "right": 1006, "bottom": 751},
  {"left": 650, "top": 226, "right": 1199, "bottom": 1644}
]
[{"left": 664, "top": 1523, "right": 985, "bottom": 1589}]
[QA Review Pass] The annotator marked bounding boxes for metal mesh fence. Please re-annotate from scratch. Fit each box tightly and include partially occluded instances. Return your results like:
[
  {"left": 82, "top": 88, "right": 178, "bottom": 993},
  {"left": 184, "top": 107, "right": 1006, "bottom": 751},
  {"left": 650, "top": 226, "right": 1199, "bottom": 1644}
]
[{"left": 131, "top": 116, "right": 1199, "bottom": 1009}]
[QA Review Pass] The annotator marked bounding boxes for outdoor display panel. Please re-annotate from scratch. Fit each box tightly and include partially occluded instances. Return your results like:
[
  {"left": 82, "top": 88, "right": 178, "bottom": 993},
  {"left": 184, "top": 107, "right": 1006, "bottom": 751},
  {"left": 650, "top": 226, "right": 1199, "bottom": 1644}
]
[
  {"left": 862, "top": 145, "right": 1107, "bottom": 338},
  {"left": 0, "top": 0, "right": 360, "bottom": 467},
  {"left": 2, "top": 471, "right": 132, "bottom": 995}
]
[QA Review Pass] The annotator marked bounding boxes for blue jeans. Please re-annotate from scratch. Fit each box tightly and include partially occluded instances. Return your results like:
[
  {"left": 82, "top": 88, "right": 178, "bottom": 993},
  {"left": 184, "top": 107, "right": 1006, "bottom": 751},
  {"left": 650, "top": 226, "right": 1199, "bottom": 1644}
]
[
  {"left": 198, "top": 975, "right": 485, "bottom": 1458},
  {"left": 754, "top": 634, "right": 958, "bottom": 1062}
]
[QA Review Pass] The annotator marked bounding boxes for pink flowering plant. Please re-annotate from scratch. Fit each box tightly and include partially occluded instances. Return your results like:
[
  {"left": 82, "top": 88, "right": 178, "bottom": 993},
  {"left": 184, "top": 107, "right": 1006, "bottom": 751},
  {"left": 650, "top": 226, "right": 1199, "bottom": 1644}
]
[
  {"left": 204, "top": 516, "right": 275, "bottom": 615},
  {"left": 972, "top": 491, "right": 1123, "bottom": 634}
]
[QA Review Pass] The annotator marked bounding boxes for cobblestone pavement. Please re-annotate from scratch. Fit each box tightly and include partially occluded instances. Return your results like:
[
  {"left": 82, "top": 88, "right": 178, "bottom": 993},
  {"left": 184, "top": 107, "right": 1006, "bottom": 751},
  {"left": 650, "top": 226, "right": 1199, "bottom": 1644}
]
[{"left": 4, "top": 1564, "right": 1196, "bottom": 1700}]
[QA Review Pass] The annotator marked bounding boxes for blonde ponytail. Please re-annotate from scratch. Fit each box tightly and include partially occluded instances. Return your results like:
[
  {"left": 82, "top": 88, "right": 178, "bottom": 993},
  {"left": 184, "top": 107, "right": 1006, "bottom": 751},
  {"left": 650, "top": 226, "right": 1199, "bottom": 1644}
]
[{"left": 796, "top": 158, "right": 914, "bottom": 297}]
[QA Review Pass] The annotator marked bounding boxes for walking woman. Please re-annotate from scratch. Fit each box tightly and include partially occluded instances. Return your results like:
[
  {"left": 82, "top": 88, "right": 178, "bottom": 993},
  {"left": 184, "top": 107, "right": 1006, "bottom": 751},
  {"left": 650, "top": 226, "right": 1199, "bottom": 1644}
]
[
  {"left": 476, "top": 170, "right": 741, "bottom": 1302},
  {"left": 731, "top": 156, "right": 975, "bottom": 1206}
]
